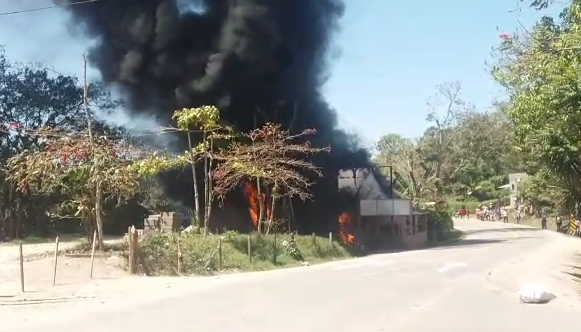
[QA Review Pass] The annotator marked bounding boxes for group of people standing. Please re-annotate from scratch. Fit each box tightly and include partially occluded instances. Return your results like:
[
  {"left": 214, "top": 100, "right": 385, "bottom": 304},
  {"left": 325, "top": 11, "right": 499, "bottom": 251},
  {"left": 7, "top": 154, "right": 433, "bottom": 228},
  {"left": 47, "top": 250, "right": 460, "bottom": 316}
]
[
  {"left": 462, "top": 202, "right": 564, "bottom": 231},
  {"left": 471, "top": 203, "right": 513, "bottom": 222},
  {"left": 460, "top": 203, "right": 521, "bottom": 224}
]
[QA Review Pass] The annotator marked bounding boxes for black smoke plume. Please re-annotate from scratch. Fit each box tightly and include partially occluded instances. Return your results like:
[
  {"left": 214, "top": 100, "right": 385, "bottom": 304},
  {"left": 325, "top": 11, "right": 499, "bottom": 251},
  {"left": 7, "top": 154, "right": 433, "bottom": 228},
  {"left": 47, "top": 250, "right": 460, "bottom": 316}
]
[{"left": 62, "top": 0, "right": 370, "bottom": 231}]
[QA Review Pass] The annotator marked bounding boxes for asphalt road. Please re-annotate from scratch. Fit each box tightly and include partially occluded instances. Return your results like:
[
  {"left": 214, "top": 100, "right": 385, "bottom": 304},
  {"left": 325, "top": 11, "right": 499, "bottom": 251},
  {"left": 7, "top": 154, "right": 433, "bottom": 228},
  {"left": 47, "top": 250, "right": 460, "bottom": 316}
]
[{"left": 6, "top": 220, "right": 581, "bottom": 331}]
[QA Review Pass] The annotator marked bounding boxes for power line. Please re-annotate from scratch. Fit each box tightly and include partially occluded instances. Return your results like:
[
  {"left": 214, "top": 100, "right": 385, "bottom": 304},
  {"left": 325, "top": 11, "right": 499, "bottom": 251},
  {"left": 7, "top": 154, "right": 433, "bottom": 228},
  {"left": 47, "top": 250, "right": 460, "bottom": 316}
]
[
  {"left": 0, "top": 0, "right": 103, "bottom": 17},
  {"left": 0, "top": 0, "right": 193, "bottom": 17}
]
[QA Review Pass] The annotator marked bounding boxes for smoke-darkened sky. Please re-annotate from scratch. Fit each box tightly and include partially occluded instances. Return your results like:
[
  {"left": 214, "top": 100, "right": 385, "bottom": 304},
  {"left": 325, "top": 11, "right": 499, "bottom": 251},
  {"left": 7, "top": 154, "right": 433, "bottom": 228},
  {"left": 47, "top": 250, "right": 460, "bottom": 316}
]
[{"left": 0, "top": 0, "right": 561, "bottom": 144}]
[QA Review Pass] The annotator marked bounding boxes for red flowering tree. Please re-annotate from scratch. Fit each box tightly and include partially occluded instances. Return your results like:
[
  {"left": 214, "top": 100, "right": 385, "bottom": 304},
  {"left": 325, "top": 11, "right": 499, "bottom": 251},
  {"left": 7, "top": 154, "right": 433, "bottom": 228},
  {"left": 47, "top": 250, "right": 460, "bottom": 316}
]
[
  {"left": 213, "top": 123, "right": 329, "bottom": 234},
  {"left": 5, "top": 127, "right": 146, "bottom": 249},
  {"left": 498, "top": 33, "right": 510, "bottom": 40}
]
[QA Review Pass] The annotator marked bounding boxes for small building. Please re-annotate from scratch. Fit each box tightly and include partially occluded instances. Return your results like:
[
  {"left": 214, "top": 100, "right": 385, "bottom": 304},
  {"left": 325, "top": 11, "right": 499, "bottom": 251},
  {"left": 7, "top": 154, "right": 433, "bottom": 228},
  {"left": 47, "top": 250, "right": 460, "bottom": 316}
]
[
  {"left": 338, "top": 167, "right": 428, "bottom": 249},
  {"left": 507, "top": 172, "right": 529, "bottom": 207}
]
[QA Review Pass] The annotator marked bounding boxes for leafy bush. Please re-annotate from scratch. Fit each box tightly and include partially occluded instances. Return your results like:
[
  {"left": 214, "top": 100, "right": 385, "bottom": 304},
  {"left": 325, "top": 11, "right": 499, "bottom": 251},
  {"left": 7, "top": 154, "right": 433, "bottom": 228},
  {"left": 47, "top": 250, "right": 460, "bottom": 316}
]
[
  {"left": 139, "top": 231, "right": 360, "bottom": 275},
  {"left": 426, "top": 201, "right": 457, "bottom": 242}
]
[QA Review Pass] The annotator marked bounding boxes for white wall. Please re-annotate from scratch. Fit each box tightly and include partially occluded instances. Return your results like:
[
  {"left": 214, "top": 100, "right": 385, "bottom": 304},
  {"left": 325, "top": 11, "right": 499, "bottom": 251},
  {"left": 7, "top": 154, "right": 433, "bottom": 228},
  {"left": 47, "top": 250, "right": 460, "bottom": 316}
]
[{"left": 360, "top": 199, "right": 412, "bottom": 216}]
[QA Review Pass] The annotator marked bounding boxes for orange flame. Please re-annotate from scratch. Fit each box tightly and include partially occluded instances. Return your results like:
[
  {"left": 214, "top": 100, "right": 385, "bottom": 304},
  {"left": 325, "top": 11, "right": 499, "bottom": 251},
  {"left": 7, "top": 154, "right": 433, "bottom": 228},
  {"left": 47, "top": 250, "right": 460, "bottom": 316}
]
[
  {"left": 243, "top": 182, "right": 271, "bottom": 229},
  {"left": 338, "top": 212, "right": 355, "bottom": 244}
]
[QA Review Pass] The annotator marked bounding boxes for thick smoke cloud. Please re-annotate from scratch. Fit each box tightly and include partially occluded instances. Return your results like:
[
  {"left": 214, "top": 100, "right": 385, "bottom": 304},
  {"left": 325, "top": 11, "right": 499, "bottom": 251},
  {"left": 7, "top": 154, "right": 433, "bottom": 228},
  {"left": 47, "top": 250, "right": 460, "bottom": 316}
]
[{"left": 62, "top": 0, "right": 369, "bottom": 225}]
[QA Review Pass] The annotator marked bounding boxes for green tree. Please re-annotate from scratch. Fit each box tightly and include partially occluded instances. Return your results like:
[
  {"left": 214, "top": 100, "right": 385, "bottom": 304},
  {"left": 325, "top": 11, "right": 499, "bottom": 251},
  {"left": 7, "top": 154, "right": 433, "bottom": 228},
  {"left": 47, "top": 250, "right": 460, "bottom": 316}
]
[
  {"left": 374, "top": 86, "right": 518, "bottom": 205},
  {"left": 449, "top": 109, "right": 514, "bottom": 197},
  {"left": 374, "top": 133, "right": 435, "bottom": 202},
  {"left": 6, "top": 128, "right": 145, "bottom": 248},
  {"left": 492, "top": 0, "right": 581, "bottom": 211},
  {"left": 133, "top": 106, "right": 232, "bottom": 234},
  {"left": 212, "top": 123, "right": 328, "bottom": 234},
  {"left": 422, "top": 81, "right": 471, "bottom": 196},
  {"left": 0, "top": 46, "right": 118, "bottom": 239}
]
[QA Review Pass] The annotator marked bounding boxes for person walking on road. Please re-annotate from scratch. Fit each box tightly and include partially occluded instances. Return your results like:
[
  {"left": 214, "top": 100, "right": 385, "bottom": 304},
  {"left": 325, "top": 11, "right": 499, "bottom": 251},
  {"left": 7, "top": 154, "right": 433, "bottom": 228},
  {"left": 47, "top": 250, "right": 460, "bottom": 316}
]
[
  {"left": 515, "top": 209, "right": 521, "bottom": 224},
  {"left": 541, "top": 209, "right": 548, "bottom": 229},
  {"left": 501, "top": 208, "right": 508, "bottom": 223},
  {"left": 556, "top": 215, "right": 562, "bottom": 232}
]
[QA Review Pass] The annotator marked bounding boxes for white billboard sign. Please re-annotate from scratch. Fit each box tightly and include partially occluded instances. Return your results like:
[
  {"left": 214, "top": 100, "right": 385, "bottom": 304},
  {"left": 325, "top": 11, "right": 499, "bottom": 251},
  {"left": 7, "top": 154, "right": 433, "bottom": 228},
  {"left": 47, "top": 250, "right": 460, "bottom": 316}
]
[{"left": 359, "top": 199, "right": 412, "bottom": 216}]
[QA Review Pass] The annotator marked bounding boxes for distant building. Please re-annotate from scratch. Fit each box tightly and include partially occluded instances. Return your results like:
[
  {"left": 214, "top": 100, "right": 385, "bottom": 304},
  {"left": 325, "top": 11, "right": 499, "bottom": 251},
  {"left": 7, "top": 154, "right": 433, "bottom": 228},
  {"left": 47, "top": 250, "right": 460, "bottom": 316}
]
[{"left": 508, "top": 172, "right": 529, "bottom": 207}]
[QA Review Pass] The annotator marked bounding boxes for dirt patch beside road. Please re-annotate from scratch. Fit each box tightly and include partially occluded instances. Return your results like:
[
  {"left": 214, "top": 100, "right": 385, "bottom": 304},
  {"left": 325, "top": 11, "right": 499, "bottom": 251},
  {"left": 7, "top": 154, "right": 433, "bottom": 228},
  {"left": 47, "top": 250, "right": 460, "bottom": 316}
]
[
  {"left": 0, "top": 241, "right": 80, "bottom": 264},
  {"left": 487, "top": 230, "right": 581, "bottom": 308},
  {"left": 0, "top": 239, "right": 137, "bottom": 327}
]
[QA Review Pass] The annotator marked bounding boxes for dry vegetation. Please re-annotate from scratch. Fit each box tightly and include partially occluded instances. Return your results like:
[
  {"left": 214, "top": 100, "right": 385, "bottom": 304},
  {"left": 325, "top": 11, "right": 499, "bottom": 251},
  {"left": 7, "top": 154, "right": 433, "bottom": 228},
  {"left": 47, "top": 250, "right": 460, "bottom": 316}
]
[{"left": 140, "top": 231, "right": 362, "bottom": 276}]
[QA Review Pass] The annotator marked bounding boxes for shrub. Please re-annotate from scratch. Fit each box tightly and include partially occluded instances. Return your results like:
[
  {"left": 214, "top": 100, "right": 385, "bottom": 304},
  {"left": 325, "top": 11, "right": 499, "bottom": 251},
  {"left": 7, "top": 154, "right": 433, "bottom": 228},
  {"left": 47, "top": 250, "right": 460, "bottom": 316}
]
[
  {"left": 139, "top": 231, "right": 359, "bottom": 275},
  {"left": 426, "top": 201, "right": 456, "bottom": 242}
]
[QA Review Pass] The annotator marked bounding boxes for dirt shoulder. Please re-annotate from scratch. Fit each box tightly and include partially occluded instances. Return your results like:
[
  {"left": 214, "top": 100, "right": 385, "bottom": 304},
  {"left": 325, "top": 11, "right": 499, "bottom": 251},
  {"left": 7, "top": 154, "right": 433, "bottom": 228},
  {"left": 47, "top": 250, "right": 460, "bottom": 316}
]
[
  {"left": 0, "top": 237, "right": 138, "bottom": 327},
  {"left": 487, "top": 230, "right": 581, "bottom": 308},
  {"left": 0, "top": 253, "right": 249, "bottom": 330},
  {"left": 1, "top": 241, "right": 78, "bottom": 264}
]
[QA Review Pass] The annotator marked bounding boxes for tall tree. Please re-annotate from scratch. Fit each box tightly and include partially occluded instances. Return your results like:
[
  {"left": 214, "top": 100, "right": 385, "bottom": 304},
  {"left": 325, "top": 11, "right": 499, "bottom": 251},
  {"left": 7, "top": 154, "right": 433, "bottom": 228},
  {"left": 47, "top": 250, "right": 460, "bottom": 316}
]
[
  {"left": 0, "top": 46, "right": 119, "bottom": 239},
  {"left": 422, "top": 81, "right": 471, "bottom": 196},
  {"left": 374, "top": 134, "right": 435, "bottom": 202},
  {"left": 450, "top": 109, "right": 514, "bottom": 192},
  {"left": 492, "top": 0, "right": 581, "bottom": 211}
]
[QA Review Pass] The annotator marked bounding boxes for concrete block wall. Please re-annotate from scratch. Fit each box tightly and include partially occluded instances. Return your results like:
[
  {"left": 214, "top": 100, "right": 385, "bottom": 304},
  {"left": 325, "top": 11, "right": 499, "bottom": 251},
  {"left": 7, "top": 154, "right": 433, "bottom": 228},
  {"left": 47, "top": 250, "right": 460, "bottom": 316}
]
[{"left": 144, "top": 212, "right": 184, "bottom": 232}]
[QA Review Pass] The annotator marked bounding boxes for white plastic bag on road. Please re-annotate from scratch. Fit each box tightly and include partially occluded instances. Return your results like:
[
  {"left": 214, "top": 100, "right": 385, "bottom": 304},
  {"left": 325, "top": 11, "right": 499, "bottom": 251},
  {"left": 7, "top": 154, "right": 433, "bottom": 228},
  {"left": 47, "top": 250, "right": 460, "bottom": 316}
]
[{"left": 518, "top": 284, "right": 557, "bottom": 304}]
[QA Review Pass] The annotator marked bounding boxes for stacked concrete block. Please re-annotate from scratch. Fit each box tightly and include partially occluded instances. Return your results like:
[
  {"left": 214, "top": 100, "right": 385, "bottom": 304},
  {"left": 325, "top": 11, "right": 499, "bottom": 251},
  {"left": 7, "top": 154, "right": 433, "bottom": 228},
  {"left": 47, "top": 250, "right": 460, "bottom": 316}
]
[{"left": 144, "top": 212, "right": 184, "bottom": 232}]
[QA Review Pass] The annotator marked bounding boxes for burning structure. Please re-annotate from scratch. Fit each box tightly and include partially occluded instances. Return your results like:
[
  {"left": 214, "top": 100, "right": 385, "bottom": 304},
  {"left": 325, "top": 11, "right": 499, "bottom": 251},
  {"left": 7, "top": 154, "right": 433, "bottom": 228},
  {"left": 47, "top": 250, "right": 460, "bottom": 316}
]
[
  {"left": 338, "top": 168, "right": 429, "bottom": 249},
  {"left": 243, "top": 182, "right": 271, "bottom": 229},
  {"left": 60, "top": 0, "right": 369, "bottom": 232}
]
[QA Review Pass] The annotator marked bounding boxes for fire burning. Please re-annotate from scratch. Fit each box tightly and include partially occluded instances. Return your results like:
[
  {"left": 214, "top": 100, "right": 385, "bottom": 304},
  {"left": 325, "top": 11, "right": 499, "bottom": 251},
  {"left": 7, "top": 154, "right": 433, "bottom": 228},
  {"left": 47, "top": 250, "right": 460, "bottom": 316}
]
[
  {"left": 244, "top": 182, "right": 271, "bottom": 229},
  {"left": 338, "top": 212, "right": 355, "bottom": 244}
]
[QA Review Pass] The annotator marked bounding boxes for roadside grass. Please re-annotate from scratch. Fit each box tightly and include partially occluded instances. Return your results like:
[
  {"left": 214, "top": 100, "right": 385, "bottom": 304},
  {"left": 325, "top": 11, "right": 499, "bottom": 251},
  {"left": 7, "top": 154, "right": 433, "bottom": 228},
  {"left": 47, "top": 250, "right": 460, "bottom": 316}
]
[
  {"left": 516, "top": 214, "right": 562, "bottom": 232},
  {"left": 67, "top": 239, "right": 127, "bottom": 254},
  {"left": 139, "top": 231, "right": 362, "bottom": 276}
]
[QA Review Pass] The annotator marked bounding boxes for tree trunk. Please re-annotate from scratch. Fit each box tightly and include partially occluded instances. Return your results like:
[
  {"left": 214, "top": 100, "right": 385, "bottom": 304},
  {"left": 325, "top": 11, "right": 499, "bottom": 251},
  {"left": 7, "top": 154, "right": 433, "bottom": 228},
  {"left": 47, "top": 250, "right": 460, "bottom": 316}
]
[
  {"left": 95, "top": 184, "right": 104, "bottom": 251},
  {"left": 256, "top": 177, "right": 265, "bottom": 234},
  {"left": 15, "top": 197, "right": 22, "bottom": 239},
  {"left": 202, "top": 131, "right": 208, "bottom": 235},
  {"left": 287, "top": 197, "right": 296, "bottom": 233},
  {"left": 283, "top": 196, "right": 290, "bottom": 232},
  {"left": 6, "top": 185, "right": 14, "bottom": 239},
  {"left": 205, "top": 138, "right": 214, "bottom": 232},
  {"left": 85, "top": 217, "right": 94, "bottom": 244},
  {"left": 0, "top": 183, "right": 9, "bottom": 240},
  {"left": 187, "top": 131, "right": 202, "bottom": 228},
  {"left": 266, "top": 195, "right": 277, "bottom": 235}
]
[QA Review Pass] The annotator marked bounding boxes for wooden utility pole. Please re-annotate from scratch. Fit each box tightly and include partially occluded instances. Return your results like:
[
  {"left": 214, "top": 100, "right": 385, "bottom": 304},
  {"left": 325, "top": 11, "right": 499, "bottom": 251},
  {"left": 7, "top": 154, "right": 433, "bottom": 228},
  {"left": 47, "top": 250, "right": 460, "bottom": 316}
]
[
  {"left": 83, "top": 53, "right": 103, "bottom": 251},
  {"left": 82, "top": 53, "right": 93, "bottom": 140}
]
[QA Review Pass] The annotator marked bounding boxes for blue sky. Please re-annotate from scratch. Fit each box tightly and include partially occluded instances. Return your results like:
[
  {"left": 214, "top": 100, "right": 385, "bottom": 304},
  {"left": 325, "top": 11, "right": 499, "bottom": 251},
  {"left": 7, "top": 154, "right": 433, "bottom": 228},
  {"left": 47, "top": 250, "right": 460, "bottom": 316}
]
[{"left": 0, "top": 0, "right": 562, "bottom": 147}]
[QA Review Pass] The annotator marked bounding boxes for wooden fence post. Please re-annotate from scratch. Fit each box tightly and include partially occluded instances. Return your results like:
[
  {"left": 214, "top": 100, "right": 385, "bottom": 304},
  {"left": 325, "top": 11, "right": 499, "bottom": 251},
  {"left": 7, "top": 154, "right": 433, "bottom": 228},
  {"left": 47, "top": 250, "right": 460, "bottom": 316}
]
[
  {"left": 18, "top": 242, "right": 24, "bottom": 293},
  {"left": 218, "top": 237, "right": 223, "bottom": 268},
  {"left": 52, "top": 237, "right": 59, "bottom": 286},
  {"left": 90, "top": 230, "right": 97, "bottom": 278},
  {"left": 128, "top": 226, "right": 138, "bottom": 274}
]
